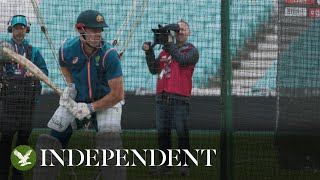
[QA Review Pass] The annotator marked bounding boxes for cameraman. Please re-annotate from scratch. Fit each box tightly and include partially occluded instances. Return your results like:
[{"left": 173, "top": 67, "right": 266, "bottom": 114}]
[
  {"left": 143, "top": 19, "right": 199, "bottom": 176},
  {"left": 0, "top": 15, "right": 48, "bottom": 180}
]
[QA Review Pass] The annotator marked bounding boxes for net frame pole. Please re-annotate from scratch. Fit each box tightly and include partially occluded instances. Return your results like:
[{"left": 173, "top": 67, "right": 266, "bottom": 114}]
[{"left": 220, "top": 0, "right": 233, "bottom": 180}]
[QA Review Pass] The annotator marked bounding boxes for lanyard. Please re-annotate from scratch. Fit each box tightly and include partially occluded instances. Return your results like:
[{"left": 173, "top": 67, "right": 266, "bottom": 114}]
[{"left": 14, "top": 44, "right": 25, "bottom": 73}]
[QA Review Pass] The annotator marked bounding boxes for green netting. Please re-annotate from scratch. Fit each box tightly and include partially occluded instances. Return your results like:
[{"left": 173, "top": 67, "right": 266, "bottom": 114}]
[{"left": 1, "top": 0, "right": 320, "bottom": 180}]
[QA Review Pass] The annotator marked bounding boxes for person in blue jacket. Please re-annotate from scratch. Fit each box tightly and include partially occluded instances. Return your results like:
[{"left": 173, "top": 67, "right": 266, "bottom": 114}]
[
  {"left": 32, "top": 10, "right": 126, "bottom": 180},
  {"left": 0, "top": 15, "right": 48, "bottom": 180}
]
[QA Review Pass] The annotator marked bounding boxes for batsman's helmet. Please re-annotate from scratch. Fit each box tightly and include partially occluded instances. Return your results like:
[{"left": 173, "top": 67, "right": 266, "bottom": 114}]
[{"left": 75, "top": 10, "right": 108, "bottom": 28}]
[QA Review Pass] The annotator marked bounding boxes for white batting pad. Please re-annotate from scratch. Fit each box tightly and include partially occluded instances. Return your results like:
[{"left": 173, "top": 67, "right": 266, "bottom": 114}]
[
  {"left": 96, "top": 102, "right": 122, "bottom": 132},
  {"left": 33, "top": 134, "right": 62, "bottom": 180},
  {"left": 47, "top": 105, "right": 75, "bottom": 132},
  {"left": 95, "top": 131, "right": 127, "bottom": 180}
]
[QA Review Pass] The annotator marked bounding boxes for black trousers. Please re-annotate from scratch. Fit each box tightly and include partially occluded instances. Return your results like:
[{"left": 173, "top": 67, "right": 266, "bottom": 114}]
[
  {"left": 156, "top": 94, "right": 191, "bottom": 166},
  {"left": 0, "top": 99, "right": 35, "bottom": 179}
]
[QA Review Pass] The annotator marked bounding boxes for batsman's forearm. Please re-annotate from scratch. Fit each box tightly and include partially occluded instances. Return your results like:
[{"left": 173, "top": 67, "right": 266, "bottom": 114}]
[
  {"left": 92, "top": 91, "right": 124, "bottom": 112},
  {"left": 92, "top": 76, "right": 124, "bottom": 111},
  {"left": 61, "top": 66, "right": 73, "bottom": 84}
]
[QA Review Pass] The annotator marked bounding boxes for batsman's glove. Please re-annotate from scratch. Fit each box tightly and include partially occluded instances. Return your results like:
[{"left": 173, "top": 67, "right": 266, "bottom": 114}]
[
  {"left": 60, "top": 83, "right": 77, "bottom": 100},
  {"left": 60, "top": 97, "right": 94, "bottom": 120},
  {"left": 48, "top": 83, "right": 79, "bottom": 131}
]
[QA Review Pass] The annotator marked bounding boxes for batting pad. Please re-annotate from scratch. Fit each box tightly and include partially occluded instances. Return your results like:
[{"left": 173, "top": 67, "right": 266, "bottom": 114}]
[
  {"left": 96, "top": 102, "right": 122, "bottom": 132},
  {"left": 33, "top": 134, "right": 62, "bottom": 180},
  {"left": 48, "top": 105, "right": 75, "bottom": 132},
  {"left": 95, "top": 131, "right": 127, "bottom": 180}
]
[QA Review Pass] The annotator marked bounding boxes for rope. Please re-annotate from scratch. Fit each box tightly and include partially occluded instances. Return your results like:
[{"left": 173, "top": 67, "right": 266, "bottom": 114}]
[
  {"left": 30, "top": 0, "right": 67, "bottom": 85},
  {"left": 113, "top": 0, "right": 149, "bottom": 57},
  {"left": 114, "top": 0, "right": 140, "bottom": 46}
]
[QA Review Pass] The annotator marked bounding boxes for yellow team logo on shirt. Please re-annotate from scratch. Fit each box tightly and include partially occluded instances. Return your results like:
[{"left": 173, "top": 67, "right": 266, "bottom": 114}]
[{"left": 95, "top": 56, "right": 100, "bottom": 66}]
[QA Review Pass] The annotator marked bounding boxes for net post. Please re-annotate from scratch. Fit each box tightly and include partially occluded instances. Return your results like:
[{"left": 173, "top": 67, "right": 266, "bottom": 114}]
[{"left": 220, "top": 0, "right": 234, "bottom": 180}]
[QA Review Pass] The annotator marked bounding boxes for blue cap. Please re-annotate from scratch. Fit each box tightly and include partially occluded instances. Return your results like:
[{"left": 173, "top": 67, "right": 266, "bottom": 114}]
[{"left": 11, "top": 15, "right": 28, "bottom": 27}]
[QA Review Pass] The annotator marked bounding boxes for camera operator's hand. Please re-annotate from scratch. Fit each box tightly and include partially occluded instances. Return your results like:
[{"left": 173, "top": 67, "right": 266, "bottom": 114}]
[
  {"left": 168, "top": 35, "right": 174, "bottom": 44},
  {"left": 162, "top": 35, "right": 175, "bottom": 53},
  {"left": 142, "top": 41, "right": 154, "bottom": 55},
  {"left": 142, "top": 42, "right": 152, "bottom": 53}
]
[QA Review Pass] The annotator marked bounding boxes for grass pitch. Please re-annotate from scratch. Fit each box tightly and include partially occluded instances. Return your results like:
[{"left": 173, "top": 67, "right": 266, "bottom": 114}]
[{"left": 3, "top": 129, "right": 318, "bottom": 180}]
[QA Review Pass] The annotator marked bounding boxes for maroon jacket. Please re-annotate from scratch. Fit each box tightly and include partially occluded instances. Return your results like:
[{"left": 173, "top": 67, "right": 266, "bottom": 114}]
[{"left": 146, "top": 43, "right": 199, "bottom": 97}]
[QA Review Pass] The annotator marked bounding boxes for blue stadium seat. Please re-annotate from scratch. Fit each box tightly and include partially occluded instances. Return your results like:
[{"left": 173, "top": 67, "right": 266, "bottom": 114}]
[{"left": 252, "top": 19, "right": 320, "bottom": 93}]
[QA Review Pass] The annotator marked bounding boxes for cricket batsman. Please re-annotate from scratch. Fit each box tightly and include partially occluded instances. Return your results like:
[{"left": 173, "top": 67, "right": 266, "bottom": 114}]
[{"left": 33, "top": 10, "right": 126, "bottom": 180}]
